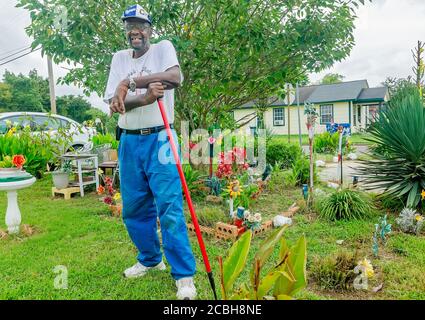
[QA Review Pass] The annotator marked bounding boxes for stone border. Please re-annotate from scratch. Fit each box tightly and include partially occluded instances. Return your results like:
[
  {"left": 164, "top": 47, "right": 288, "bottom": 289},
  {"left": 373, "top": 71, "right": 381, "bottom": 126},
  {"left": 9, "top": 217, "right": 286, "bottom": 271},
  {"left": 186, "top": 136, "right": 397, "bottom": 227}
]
[{"left": 186, "top": 203, "right": 300, "bottom": 241}]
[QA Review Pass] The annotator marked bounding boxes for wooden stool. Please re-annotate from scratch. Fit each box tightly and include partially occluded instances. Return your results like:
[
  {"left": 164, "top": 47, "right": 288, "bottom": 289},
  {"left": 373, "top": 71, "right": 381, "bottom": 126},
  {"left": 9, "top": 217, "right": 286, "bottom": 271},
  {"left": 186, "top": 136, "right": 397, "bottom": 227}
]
[{"left": 52, "top": 187, "right": 81, "bottom": 200}]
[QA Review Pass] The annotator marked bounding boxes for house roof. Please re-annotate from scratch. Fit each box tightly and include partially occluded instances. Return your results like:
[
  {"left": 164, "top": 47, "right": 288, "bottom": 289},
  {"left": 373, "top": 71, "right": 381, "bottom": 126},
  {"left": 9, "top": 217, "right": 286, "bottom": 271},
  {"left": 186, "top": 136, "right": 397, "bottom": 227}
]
[
  {"left": 238, "top": 80, "right": 388, "bottom": 109},
  {"left": 356, "top": 87, "right": 388, "bottom": 102}
]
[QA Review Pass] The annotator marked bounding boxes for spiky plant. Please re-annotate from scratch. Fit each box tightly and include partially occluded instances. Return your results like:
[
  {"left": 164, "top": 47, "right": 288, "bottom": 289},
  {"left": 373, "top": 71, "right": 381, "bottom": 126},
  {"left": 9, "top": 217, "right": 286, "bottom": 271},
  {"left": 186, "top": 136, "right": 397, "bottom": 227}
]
[
  {"left": 318, "top": 188, "right": 375, "bottom": 221},
  {"left": 311, "top": 251, "right": 358, "bottom": 291},
  {"left": 357, "top": 91, "right": 425, "bottom": 208}
]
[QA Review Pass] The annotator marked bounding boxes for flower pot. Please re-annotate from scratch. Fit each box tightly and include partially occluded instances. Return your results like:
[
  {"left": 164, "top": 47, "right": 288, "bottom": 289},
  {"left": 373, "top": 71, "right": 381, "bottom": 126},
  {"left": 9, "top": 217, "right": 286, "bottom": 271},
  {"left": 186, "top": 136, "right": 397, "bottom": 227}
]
[{"left": 52, "top": 172, "right": 69, "bottom": 190}]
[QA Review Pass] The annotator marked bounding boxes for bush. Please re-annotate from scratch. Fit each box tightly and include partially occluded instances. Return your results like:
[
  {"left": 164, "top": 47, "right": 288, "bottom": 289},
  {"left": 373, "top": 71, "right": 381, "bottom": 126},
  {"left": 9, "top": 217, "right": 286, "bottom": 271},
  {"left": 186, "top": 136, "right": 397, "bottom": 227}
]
[
  {"left": 0, "top": 128, "right": 58, "bottom": 178},
  {"left": 266, "top": 140, "right": 302, "bottom": 169},
  {"left": 291, "top": 156, "right": 317, "bottom": 186},
  {"left": 91, "top": 133, "right": 119, "bottom": 149},
  {"left": 311, "top": 251, "right": 358, "bottom": 291},
  {"left": 395, "top": 208, "right": 424, "bottom": 235},
  {"left": 317, "top": 189, "right": 375, "bottom": 221},
  {"left": 182, "top": 164, "right": 209, "bottom": 199},
  {"left": 357, "top": 91, "right": 425, "bottom": 208},
  {"left": 314, "top": 132, "right": 355, "bottom": 154}
]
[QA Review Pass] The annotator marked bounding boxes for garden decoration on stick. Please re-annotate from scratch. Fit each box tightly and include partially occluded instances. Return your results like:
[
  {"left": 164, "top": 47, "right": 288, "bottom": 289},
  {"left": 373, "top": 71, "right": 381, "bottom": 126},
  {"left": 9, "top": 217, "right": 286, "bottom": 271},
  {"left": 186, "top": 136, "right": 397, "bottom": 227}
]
[
  {"left": 337, "top": 125, "right": 344, "bottom": 186},
  {"left": 372, "top": 215, "right": 392, "bottom": 257},
  {"left": 225, "top": 179, "right": 243, "bottom": 219},
  {"left": 304, "top": 103, "right": 318, "bottom": 205},
  {"left": 208, "top": 136, "right": 215, "bottom": 178}
]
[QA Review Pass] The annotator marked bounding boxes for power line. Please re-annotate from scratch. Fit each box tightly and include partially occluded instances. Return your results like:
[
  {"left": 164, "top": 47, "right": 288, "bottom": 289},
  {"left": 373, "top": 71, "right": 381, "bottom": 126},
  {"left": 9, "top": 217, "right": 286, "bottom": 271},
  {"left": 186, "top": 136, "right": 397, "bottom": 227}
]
[
  {"left": 0, "top": 44, "right": 31, "bottom": 57},
  {"left": 0, "top": 47, "right": 42, "bottom": 67},
  {"left": 0, "top": 46, "right": 32, "bottom": 62}
]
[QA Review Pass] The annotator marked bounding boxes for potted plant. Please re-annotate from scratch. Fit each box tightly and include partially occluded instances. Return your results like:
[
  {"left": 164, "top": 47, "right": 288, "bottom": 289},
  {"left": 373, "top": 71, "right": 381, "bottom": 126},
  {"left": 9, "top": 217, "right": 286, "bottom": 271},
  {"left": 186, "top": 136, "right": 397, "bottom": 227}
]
[
  {"left": 52, "top": 160, "right": 72, "bottom": 189},
  {"left": 0, "top": 155, "right": 26, "bottom": 173}
]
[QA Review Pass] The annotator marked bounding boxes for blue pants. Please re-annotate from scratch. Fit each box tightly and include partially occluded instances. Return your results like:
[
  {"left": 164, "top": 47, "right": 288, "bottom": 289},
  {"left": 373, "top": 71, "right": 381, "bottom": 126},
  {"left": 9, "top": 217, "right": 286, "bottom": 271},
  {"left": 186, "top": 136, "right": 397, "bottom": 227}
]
[{"left": 118, "top": 129, "right": 196, "bottom": 280}]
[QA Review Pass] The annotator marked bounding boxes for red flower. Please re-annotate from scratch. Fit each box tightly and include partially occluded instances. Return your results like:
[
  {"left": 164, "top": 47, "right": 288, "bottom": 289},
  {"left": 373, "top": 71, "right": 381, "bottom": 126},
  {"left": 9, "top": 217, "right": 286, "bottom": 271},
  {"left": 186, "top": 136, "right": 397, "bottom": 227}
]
[
  {"left": 12, "top": 155, "right": 26, "bottom": 169},
  {"left": 97, "top": 185, "right": 105, "bottom": 195},
  {"left": 103, "top": 196, "right": 113, "bottom": 205}
]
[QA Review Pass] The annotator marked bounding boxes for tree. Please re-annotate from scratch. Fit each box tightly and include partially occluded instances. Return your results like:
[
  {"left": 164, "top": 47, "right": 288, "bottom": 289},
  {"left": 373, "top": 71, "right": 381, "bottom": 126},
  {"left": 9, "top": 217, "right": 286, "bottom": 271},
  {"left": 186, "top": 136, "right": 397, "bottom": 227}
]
[
  {"left": 18, "top": 0, "right": 370, "bottom": 129},
  {"left": 1, "top": 69, "right": 50, "bottom": 112},
  {"left": 56, "top": 95, "right": 92, "bottom": 123},
  {"left": 320, "top": 73, "right": 345, "bottom": 85},
  {"left": 0, "top": 83, "right": 12, "bottom": 112}
]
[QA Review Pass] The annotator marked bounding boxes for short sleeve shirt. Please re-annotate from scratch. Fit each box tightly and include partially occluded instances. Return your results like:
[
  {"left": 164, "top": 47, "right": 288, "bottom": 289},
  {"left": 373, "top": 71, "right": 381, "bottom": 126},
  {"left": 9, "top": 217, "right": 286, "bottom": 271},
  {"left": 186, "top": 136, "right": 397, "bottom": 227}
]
[{"left": 104, "top": 40, "right": 182, "bottom": 129}]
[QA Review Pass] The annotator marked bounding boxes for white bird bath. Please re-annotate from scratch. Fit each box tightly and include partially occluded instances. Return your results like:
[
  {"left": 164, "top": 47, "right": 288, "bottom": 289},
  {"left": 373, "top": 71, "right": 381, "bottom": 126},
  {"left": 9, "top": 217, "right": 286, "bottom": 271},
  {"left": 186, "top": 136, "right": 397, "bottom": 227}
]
[{"left": 0, "top": 177, "right": 36, "bottom": 234}]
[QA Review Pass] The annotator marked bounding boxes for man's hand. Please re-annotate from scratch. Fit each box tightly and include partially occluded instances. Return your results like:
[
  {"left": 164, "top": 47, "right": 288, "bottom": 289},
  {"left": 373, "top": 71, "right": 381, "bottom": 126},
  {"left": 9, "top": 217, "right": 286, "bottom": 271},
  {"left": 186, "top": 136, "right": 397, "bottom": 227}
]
[
  {"left": 145, "top": 82, "right": 166, "bottom": 105},
  {"left": 109, "top": 80, "right": 129, "bottom": 116}
]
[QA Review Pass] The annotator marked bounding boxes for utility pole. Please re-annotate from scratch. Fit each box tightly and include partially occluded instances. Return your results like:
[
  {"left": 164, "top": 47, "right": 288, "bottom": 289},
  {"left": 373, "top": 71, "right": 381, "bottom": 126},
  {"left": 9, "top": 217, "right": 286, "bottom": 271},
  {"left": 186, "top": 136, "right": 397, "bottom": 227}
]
[
  {"left": 296, "top": 83, "right": 302, "bottom": 148},
  {"left": 286, "top": 83, "right": 292, "bottom": 143},
  {"left": 47, "top": 55, "right": 57, "bottom": 114}
]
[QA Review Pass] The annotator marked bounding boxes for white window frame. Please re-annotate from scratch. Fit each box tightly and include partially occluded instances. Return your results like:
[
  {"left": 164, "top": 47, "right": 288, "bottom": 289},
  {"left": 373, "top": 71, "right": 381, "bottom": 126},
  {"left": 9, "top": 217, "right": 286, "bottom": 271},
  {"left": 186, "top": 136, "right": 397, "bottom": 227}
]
[
  {"left": 273, "top": 108, "right": 285, "bottom": 126},
  {"left": 320, "top": 104, "right": 334, "bottom": 124}
]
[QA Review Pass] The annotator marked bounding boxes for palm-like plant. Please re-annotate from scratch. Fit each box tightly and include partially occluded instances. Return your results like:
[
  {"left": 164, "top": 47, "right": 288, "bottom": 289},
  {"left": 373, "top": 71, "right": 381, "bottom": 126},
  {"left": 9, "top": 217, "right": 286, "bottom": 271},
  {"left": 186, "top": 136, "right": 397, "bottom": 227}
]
[{"left": 357, "top": 91, "right": 425, "bottom": 208}]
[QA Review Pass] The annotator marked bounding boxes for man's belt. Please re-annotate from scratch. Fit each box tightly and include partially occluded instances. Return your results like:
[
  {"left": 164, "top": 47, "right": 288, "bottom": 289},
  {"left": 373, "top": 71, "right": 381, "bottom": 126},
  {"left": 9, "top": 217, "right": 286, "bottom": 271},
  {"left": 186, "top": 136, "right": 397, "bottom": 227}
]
[{"left": 122, "top": 124, "right": 173, "bottom": 135}]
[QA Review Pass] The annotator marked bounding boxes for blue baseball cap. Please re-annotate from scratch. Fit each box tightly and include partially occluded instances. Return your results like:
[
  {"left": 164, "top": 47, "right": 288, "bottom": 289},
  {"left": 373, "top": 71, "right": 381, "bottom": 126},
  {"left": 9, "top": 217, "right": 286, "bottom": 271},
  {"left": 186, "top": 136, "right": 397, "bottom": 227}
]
[{"left": 121, "top": 5, "right": 152, "bottom": 24}]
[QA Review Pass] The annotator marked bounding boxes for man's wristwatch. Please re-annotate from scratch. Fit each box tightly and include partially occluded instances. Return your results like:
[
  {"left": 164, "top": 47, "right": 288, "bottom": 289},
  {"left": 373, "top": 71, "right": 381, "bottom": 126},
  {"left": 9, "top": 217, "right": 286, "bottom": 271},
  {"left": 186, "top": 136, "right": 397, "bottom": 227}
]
[{"left": 129, "top": 78, "right": 136, "bottom": 92}]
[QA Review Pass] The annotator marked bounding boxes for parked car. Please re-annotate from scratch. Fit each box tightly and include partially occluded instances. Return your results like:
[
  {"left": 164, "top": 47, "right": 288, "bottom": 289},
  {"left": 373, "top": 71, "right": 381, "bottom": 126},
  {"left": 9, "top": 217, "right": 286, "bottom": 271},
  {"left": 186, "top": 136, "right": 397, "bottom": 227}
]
[{"left": 0, "top": 112, "right": 96, "bottom": 150}]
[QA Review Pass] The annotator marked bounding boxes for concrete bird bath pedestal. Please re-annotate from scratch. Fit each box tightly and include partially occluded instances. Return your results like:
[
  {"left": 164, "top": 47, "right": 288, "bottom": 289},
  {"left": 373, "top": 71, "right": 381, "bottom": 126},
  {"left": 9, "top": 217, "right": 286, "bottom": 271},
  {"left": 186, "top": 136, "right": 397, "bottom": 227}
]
[{"left": 0, "top": 170, "right": 36, "bottom": 235}]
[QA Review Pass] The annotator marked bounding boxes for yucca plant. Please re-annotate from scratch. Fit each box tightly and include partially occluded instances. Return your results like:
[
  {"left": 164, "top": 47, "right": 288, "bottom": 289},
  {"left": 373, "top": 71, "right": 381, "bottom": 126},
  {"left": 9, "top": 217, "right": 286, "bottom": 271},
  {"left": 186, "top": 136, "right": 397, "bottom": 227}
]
[
  {"left": 318, "top": 188, "right": 375, "bottom": 221},
  {"left": 357, "top": 91, "right": 425, "bottom": 208}
]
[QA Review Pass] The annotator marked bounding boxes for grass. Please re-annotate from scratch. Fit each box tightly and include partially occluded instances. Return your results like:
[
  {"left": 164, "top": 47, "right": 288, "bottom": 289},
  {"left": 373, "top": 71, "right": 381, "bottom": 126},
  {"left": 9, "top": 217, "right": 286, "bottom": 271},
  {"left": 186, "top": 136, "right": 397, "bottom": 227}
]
[
  {"left": 0, "top": 178, "right": 424, "bottom": 300},
  {"left": 272, "top": 133, "right": 371, "bottom": 146}
]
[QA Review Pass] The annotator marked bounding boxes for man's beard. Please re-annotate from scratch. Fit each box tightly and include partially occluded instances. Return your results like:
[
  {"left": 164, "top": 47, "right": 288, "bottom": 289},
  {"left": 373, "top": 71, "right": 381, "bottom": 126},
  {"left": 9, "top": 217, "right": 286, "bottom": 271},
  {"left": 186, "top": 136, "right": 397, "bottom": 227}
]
[{"left": 129, "top": 36, "right": 150, "bottom": 53}]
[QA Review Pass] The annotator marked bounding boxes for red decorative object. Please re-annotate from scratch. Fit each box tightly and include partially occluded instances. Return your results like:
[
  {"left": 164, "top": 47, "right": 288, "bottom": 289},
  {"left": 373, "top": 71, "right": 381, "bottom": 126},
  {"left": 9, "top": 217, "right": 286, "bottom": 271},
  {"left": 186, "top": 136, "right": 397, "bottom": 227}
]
[
  {"left": 216, "top": 147, "right": 249, "bottom": 179},
  {"left": 12, "top": 155, "right": 26, "bottom": 169}
]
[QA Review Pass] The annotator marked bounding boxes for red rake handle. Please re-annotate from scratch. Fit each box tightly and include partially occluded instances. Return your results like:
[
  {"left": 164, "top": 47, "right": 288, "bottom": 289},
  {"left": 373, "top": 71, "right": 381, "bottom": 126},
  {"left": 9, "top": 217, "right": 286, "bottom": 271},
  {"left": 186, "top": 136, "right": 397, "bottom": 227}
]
[{"left": 156, "top": 98, "right": 212, "bottom": 274}]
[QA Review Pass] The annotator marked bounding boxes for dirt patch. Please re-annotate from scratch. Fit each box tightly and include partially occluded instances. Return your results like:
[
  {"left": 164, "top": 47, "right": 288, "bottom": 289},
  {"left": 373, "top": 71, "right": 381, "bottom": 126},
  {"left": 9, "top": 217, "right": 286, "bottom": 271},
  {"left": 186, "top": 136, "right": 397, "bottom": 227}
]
[{"left": 0, "top": 224, "right": 40, "bottom": 241}]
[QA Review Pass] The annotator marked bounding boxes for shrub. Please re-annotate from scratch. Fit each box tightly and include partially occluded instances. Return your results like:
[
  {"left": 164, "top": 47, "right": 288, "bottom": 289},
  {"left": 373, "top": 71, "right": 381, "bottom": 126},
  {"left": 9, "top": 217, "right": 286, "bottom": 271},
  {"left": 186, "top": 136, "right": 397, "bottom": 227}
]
[
  {"left": 91, "top": 133, "right": 119, "bottom": 149},
  {"left": 266, "top": 140, "right": 302, "bottom": 169},
  {"left": 317, "top": 189, "right": 375, "bottom": 221},
  {"left": 314, "top": 132, "right": 356, "bottom": 154},
  {"left": 291, "top": 156, "right": 317, "bottom": 186},
  {"left": 182, "top": 164, "right": 208, "bottom": 199},
  {"left": 311, "top": 251, "right": 358, "bottom": 291},
  {"left": 396, "top": 208, "right": 424, "bottom": 235},
  {"left": 0, "top": 128, "right": 56, "bottom": 177},
  {"left": 357, "top": 91, "right": 425, "bottom": 208}
]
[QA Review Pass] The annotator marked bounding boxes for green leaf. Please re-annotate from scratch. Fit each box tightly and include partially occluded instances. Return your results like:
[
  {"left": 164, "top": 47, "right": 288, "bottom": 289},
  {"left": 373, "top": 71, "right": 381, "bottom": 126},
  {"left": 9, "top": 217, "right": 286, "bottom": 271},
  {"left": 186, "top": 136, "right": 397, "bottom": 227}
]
[
  {"left": 250, "top": 226, "right": 288, "bottom": 286},
  {"left": 222, "top": 230, "right": 252, "bottom": 297},
  {"left": 273, "top": 235, "right": 307, "bottom": 297},
  {"left": 257, "top": 270, "right": 294, "bottom": 300}
]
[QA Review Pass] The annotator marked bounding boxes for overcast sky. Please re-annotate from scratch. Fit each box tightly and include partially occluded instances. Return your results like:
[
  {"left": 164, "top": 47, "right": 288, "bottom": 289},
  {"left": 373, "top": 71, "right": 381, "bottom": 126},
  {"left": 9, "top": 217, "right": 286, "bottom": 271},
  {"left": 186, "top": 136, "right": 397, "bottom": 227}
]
[{"left": 1, "top": 0, "right": 425, "bottom": 113}]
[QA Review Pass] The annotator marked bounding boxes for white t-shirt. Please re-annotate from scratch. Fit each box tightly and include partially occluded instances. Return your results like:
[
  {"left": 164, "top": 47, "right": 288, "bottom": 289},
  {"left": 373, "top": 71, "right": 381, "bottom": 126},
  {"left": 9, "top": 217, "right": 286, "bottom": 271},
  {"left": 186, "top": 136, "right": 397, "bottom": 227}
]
[{"left": 103, "top": 40, "right": 182, "bottom": 129}]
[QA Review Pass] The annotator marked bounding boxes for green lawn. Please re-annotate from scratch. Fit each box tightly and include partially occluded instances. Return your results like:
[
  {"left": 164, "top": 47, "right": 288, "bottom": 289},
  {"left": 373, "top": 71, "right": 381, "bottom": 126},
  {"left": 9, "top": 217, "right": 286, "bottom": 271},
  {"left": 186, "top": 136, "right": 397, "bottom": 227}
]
[
  {"left": 272, "top": 133, "right": 372, "bottom": 146},
  {"left": 0, "top": 178, "right": 424, "bottom": 300}
]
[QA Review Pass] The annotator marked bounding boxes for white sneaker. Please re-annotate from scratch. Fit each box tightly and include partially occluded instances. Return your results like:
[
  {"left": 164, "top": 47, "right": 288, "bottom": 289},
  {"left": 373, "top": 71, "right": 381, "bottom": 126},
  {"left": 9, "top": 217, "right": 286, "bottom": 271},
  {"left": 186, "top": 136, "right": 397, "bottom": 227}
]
[
  {"left": 176, "top": 277, "right": 197, "bottom": 300},
  {"left": 123, "top": 261, "right": 166, "bottom": 278}
]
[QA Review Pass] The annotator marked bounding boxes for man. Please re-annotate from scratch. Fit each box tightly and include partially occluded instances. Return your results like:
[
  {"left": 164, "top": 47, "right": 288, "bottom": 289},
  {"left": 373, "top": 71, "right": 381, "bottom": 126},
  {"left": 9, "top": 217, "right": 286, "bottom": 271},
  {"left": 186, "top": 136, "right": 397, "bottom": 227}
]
[{"left": 104, "top": 4, "right": 197, "bottom": 300}]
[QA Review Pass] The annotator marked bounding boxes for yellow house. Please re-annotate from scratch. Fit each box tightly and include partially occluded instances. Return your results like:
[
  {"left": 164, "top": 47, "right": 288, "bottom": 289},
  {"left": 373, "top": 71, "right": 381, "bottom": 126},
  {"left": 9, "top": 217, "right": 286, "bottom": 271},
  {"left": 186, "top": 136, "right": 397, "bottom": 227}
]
[{"left": 234, "top": 80, "right": 389, "bottom": 135}]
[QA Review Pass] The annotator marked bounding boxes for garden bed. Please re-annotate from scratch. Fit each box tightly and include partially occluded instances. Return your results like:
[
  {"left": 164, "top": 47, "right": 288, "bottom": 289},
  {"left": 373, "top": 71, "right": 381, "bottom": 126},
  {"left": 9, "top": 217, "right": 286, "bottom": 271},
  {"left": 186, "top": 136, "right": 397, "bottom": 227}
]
[{"left": 186, "top": 204, "right": 300, "bottom": 241}]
